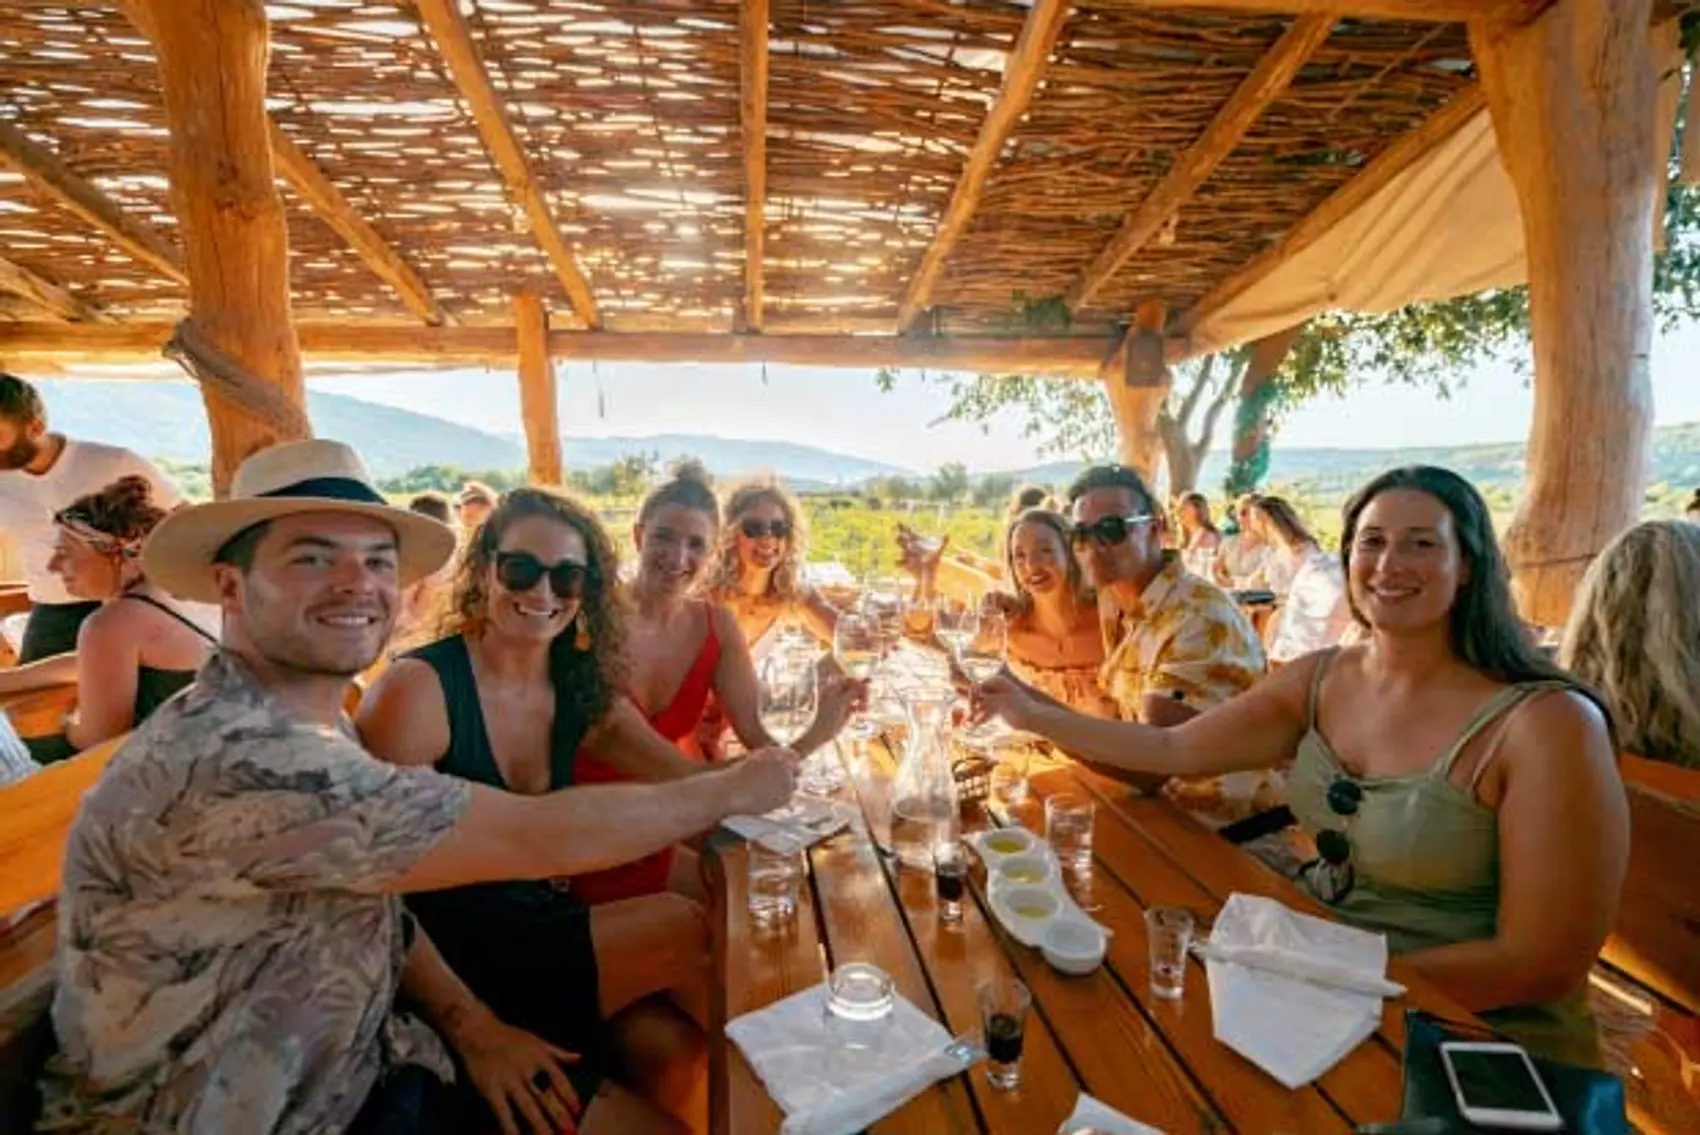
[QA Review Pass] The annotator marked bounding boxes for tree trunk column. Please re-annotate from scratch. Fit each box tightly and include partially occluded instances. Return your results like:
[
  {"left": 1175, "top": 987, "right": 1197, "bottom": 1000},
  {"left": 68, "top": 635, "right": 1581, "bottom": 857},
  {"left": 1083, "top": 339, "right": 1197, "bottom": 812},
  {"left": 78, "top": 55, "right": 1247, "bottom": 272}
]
[
  {"left": 1103, "top": 300, "right": 1170, "bottom": 486},
  {"left": 514, "top": 291, "right": 562, "bottom": 486},
  {"left": 144, "top": 0, "right": 307, "bottom": 494},
  {"left": 1470, "top": 0, "right": 1659, "bottom": 627}
]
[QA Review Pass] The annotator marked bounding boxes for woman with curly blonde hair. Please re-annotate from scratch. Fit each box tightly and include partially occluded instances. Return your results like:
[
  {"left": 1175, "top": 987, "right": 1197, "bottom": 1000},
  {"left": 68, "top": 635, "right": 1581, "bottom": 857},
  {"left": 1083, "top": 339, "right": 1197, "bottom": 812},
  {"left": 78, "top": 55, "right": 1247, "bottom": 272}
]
[
  {"left": 707, "top": 478, "right": 840, "bottom": 651},
  {"left": 359, "top": 485, "right": 745, "bottom": 1131},
  {"left": 1560, "top": 519, "right": 1700, "bottom": 769}
]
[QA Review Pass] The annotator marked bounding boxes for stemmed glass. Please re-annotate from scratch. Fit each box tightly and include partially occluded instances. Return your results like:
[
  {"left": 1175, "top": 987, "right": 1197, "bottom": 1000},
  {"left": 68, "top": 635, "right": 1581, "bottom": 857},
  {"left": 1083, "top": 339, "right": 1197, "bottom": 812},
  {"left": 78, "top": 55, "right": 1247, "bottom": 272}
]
[
  {"left": 762, "top": 638, "right": 844, "bottom": 798},
  {"left": 955, "top": 605, "right": 1009, "bottom": 747},
  {"left": 834, "top": 611, "right": 881, "bottom": 743}
]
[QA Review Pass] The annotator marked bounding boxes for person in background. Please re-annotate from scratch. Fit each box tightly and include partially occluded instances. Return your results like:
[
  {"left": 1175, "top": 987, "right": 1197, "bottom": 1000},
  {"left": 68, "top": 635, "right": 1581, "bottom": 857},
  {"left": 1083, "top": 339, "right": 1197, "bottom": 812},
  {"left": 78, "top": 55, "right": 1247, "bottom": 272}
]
[
  {"left": 0, "top": 373, "right": 183, "bottom": 662},
  {"left": 574, "top": 463, "right": 857, "bottom": 903},
  {"left": 45, "top": 440, "right": 794, "bottom": 1134},
  {"left": 392, "top": 491, "right": 456, "bottom": 653},
  {"left": 980, "top": 465, "right": 1626, "bottom": 1065},
  {"left": 1212, "top": 493, "right": 1269, "bottom": 590},
  {"left": 998, "top": 509, "right": 1118, "bottom": 717},
  {"left": 706, "top": 476, "right": 839, "bottom": 652},
  {"left": 0, "top": 475, "right": 215, "bottom": 761},
  {"left": 1007, "top": 483, "right": 1052, "bottom": 518},
  {"left": 1255, "top": 495, "right": 1351, "bottom": 665},
  {"left": 456, "top": 481, "right": 496, "bottom": 534},
  {"left": 1685, "top": 489, "right": 1700, "bottom": 522},
  {"left": 1560, "top": 519, "right": 1700, "bottom": 769},
  {"left": 1176, "top": 492, "right": 1222, "bottom": 556}
]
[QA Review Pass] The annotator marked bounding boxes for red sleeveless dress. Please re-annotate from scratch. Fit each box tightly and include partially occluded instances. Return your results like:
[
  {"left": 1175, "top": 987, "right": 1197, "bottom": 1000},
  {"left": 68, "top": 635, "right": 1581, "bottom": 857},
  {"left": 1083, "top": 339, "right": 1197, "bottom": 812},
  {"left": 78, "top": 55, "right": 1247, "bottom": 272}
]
[{"left": 569, "top": 605, "right": 721, "bottom": 904}]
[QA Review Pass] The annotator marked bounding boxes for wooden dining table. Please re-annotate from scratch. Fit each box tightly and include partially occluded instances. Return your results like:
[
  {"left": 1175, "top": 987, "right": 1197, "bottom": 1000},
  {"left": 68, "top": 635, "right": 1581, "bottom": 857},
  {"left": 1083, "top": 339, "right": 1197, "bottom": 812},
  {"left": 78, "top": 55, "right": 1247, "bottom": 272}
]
[{"left": 708, "top": 744, "right": 1477, "bottom": 1135}]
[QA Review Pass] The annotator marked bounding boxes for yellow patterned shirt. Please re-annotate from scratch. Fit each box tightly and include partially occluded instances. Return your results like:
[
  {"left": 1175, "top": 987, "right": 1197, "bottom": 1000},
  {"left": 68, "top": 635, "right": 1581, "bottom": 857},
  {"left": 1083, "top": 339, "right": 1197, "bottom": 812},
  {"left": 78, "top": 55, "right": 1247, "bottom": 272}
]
[{"left": 1099, "top": 554, "right": 1281, "bottom": 828}]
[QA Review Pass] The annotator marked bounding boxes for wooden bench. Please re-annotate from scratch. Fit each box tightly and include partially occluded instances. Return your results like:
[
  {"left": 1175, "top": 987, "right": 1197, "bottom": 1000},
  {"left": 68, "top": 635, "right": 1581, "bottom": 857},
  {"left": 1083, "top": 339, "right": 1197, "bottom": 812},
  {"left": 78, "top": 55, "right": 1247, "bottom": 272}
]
[{"left": 1605, "top": 756, "right": 1700, "bottom": 1015}]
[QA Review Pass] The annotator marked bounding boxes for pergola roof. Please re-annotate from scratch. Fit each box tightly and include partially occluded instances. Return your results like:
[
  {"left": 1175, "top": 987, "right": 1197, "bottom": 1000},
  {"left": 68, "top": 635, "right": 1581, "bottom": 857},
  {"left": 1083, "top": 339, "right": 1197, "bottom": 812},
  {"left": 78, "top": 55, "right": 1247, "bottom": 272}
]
[{"left": 0, "top": 0, "right": 1501, "bottom": 348}]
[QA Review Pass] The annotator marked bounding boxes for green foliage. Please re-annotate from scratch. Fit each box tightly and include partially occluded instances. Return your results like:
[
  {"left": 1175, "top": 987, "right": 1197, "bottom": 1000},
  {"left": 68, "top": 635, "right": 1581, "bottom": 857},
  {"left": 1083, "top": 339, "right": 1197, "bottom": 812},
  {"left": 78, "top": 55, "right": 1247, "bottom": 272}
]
[
  {"left": 930, "top": 462, "right": 971, "bottom": 503},
  {"left": 800, "top": 500, "right": 1004, "bottom": 580}
]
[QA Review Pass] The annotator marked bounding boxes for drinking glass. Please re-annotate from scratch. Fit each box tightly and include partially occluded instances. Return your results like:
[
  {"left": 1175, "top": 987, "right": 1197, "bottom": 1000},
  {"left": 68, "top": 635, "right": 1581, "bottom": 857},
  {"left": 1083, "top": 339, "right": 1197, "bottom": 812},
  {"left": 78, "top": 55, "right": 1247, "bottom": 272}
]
[
  {"left": 760, "top": 646, "right": 838, "bottom": 796},
  {"left": 989, "top": 755, "right": 1030, "bottom": 811},
  {"left": 978, "top": 977, "right": 1032, "bottom": 1090},
  {"left": 747, "top": 838, "right": 804, "bottom": 927},
  {"left": 958, "top": 604, "right": 1007, "bottom": 690},
  {"left": 933, "top": 841, "right": 969, "bottom": 924},
  {"left": 1144, "top": 906, "right": 1195, "bottom": 1000},
  {"left": 834, "top": 611, "right": 881, "bottom": 742},
  {"left": 860, "top": 584, "right": 906, "bottom": 660},
  {"left": 934, "top": 596, "right": 976, "bottom": 658},
  {"left": 1044, "top": 793, "right": 1095, "bottom": 874}
]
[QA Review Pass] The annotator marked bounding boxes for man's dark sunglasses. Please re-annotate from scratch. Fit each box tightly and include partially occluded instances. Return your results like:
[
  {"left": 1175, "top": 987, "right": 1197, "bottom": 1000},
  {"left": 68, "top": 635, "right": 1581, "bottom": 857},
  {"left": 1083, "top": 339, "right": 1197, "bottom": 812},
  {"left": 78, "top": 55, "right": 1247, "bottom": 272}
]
[
  {"left": 740, "top": 518, "right": 792, "bottom": 541},
  {"left": 1068, "top": 513, "right": 1155, "bottom": 548},
  {"left": 495, "top": 551, "right": 594, "bottom": 598},
  {"left": 1307, "top": 777, "right": 1363, "bottom": 903}
]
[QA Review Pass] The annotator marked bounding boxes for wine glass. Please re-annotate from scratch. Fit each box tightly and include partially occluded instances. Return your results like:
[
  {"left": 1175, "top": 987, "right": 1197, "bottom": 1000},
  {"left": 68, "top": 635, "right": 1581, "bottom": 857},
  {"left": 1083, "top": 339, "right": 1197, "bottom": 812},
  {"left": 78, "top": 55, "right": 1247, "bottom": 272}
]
[
  {"left": 956, "top": 605, "right": 1009, "bottom": 747},
  {"left": 860, "top": 583, "right": 906, "bottom": 660},
  {"left": 834, "top": 611, "right": 881, "bottom": 742},
  {"left": 934, "top": 597, "right": 976, "bottom": 658},
  {"left": 758, "top": 646, "right": 817, "bottom": 749}
]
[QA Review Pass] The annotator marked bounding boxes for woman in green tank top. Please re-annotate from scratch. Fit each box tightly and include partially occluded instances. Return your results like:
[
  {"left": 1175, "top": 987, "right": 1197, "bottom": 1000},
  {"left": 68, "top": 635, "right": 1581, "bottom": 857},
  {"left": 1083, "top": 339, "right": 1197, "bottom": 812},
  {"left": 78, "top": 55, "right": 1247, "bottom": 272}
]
[{"left": 981, "top": 466, "right": 1628, "bottom": 1065}]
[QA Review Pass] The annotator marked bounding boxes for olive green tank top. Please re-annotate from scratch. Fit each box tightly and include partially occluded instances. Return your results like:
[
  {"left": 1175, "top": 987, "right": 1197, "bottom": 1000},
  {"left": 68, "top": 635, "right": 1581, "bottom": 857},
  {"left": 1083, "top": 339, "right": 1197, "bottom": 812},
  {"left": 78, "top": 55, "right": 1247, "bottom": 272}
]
[{"left": 1290, "top": 650, "right": 1598, "bottom": 1065}]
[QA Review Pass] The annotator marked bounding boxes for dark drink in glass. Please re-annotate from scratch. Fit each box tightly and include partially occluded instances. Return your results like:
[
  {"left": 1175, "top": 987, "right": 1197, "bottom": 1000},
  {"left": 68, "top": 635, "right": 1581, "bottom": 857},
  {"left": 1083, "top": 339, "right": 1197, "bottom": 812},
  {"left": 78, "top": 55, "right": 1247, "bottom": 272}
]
[
  {"left": 978, "top": 977, "right": 1031, "bottom": 1090},
  {"left": 933, "top": 842, "right": 968, "bottom": 923}
]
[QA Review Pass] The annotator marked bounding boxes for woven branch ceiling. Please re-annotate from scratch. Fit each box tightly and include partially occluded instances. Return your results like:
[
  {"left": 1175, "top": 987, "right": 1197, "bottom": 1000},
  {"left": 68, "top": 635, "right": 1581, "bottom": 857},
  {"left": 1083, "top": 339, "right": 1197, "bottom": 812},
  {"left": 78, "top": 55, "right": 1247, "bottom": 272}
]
[{"left": 0, "top": 0, "right": 1474, "bottom": 337}]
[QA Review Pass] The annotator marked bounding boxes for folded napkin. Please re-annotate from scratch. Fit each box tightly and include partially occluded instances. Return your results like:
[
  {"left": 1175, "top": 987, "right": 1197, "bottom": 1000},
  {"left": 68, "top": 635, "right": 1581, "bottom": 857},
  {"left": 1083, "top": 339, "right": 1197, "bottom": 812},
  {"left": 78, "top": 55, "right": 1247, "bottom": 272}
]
[
  {"left": 723, "top": 797, "right": 850, "bottom": 850},
  {"left": 1205, "top": 893, "right": 1392, "bottom": 1089},
  {"left": 725, "top": 984, "right": 972, "bottom": 1135},
  {"left": 1058, "top": 1091, "right": 1165, "bottom": 1134}
]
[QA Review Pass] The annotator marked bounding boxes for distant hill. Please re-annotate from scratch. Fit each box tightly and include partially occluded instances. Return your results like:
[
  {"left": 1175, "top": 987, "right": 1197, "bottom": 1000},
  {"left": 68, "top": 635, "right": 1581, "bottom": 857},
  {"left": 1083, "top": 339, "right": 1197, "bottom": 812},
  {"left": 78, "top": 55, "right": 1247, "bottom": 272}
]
[
  {"left": 34, "top": 381, "right": 525, "bottom": 478},
  {"left": 1011, "top": 425, "right": 1700, "bottom": 502},
  {"left": 29, "top": 379, "right": 1700, "bottom": 500}
]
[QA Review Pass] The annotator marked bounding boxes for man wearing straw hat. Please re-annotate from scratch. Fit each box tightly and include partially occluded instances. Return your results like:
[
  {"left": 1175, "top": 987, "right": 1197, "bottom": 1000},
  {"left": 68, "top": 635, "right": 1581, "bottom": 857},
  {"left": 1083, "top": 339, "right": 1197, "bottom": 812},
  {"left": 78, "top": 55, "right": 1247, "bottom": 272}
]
[{"left": 39, "top": 439, "right": 796, "bottom": 1134}]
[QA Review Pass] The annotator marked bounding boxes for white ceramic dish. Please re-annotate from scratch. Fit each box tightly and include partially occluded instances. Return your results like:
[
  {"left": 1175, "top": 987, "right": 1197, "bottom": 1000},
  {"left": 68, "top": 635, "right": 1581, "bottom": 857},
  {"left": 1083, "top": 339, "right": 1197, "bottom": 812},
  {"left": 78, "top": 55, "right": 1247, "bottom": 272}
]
[
  {"left": 1042, "top": 918, "right": 1108, "bottom": 975},
  {"left": 991, "top": 853, "right": 1058, "bottom": 889},
  {"left": 990, "top": 884, "right": 1063, "bottom": 946},
  {"left": 977, "top": 828, "right": 1037, "bottom": 859}
]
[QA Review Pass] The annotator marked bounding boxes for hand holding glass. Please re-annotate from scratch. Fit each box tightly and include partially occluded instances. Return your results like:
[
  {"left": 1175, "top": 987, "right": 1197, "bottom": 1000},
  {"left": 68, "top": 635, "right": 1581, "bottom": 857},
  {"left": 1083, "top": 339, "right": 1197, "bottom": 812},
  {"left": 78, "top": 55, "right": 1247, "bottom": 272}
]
[{"left": 834, "top": 612, "right": 881, "bottom": 742}]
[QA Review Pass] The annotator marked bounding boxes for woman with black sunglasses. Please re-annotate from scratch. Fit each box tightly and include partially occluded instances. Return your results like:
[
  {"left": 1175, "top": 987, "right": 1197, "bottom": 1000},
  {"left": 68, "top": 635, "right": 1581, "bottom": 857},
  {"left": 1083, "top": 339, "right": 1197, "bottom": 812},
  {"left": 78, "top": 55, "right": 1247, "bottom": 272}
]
[
  {"left": 707, "top": 478, "right": 840, "bottom": 653},
  {"left": 980, "top": 466, "right": 1627, "bottom": 1065},
  {"left": 358, "top": 485, "right": 775, "bottom": 1131}
]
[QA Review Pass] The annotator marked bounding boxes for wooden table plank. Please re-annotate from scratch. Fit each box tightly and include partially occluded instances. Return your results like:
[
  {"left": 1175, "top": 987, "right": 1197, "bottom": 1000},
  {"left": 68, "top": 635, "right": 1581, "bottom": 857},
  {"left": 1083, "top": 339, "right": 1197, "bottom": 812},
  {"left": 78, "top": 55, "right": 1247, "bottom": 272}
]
[
  {"left": 1069, "top": 767, "right": 1477, "bottom": 1048},
  {"left": 1048, "top": 771, "right": 1403, "bottom": 1130},
  {"left": 808, "top": 826, "right": 981, "bottom": 1134},
  {"left": 881, "top": 846, "right": 1094, "bottom": 1133},
  {"left": 708, "top": 839, "right": 825, "bottom": 1135}
]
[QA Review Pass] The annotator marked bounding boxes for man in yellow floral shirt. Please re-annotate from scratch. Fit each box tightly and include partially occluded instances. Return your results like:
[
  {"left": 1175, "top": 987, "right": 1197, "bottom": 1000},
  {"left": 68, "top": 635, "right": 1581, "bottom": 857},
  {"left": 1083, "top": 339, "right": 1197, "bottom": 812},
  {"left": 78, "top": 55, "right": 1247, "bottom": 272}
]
[{"left": 1013, "top": 465, "right": 1281, "bottom": 827}]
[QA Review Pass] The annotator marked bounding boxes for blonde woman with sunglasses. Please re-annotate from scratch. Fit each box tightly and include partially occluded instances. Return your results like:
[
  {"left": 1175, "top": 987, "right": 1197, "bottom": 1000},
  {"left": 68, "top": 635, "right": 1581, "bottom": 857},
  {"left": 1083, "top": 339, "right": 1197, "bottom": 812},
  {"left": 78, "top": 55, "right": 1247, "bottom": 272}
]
[{"left": 705, "top": 477, "right": 839, "bottom": 654}]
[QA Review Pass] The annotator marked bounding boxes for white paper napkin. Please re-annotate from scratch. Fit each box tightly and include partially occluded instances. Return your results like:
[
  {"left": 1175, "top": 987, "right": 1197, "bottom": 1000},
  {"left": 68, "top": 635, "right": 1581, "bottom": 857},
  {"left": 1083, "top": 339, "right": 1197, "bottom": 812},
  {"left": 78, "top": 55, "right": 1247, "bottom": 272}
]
[
  {"left": 725, "top": 984, "right": 970, "bottom": 1135},
  {"left": 1059, "top": 1091, "right": 1166, "bottom": 1134},
  {"left": 723, "top": 796, "right": 850, "bottom": 849},
  {"left": 1204, "top": 893, "right": 1391, "bottom": 1089}
]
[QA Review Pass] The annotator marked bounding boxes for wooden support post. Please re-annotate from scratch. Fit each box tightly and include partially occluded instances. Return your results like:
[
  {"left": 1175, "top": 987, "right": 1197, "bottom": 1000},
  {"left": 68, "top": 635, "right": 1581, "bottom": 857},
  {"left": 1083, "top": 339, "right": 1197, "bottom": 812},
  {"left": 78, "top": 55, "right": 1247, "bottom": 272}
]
[
  {"left": 1470, "top": 0, "right": 1660, "bottom": 627},
  {"left": 145, "top": 0, "right": 308, "bottom": 492},
  {"left": 514, "top": 292, "right": 562, "bottom": 487},
  {"left": 1102, "top": 300, "right": 1170, "bottom": 485}
]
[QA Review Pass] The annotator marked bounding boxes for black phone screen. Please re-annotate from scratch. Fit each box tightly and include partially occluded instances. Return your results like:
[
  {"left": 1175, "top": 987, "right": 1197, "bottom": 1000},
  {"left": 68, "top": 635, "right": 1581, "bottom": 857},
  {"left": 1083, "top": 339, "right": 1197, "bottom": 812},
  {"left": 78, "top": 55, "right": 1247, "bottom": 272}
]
[{"left": 1447, "top": 1048, "right": 1551, "bottom": 1113}]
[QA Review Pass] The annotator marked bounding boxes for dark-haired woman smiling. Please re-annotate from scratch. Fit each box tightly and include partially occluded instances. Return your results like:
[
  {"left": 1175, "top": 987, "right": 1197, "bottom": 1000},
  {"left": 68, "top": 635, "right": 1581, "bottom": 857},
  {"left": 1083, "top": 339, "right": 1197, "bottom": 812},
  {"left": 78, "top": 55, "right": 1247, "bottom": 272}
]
[{"left": 981, "top": 466, "right": 1627, "bottom": 1063}]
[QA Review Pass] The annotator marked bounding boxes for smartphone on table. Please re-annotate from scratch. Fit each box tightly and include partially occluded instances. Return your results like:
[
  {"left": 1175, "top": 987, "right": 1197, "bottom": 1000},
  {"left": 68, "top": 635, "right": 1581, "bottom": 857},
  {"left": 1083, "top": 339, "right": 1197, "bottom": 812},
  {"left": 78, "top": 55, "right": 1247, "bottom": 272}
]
[{"left": 1438, "top": 1040, "right": 1563, "bottom": 1131}]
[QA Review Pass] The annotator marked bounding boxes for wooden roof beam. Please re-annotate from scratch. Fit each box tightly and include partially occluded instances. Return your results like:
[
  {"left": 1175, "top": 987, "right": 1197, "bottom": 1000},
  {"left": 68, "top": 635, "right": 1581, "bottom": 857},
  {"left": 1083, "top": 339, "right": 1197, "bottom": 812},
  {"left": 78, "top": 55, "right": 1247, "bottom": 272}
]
[
  {"left": 414, "top": 0, "right": 601, "bottom": 329},
  {"left": 895, "top": 0, "right": 1072, "bottom": 333},
  {"left": 267, "top": 123, "right": 450, "bottom": 326},
  {"left": 1112, "top": 1, "right": 1547, "bottom": 21},
  {"left": 0, "top": 121, "right": 188, "bottom": 285},
  {"left": 741, "top": 0, "right": 769, "bottom": 333},
  {"left": 1065, "top": 14, "right": 1335, "bottom": 313},
  {"left": 0, "top": 256, "right": 108, "bottom": 323},
  {"left": 0, "top": 322, "right": 1119, "bottom": 377},
  {"left": 1176, "top": 84, "right": 1486, "bottom": 343}
]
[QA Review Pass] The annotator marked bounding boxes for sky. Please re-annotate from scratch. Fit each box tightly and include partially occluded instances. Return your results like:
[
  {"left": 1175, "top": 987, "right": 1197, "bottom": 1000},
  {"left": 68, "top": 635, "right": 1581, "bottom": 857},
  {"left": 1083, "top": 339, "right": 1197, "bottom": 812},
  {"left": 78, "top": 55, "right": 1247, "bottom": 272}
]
[{"left": 308, "top": 319, "right": 1700, "bottom": 475}]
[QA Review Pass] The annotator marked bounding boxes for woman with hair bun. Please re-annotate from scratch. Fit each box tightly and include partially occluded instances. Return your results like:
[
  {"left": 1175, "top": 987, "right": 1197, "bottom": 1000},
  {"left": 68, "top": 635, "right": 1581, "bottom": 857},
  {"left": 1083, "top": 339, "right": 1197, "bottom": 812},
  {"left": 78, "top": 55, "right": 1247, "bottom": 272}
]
[
  {"left": 573, "top": 460, "right": 859, "bottom": 905},
  {"left": 0, "top": 475, "right": 216, "bottom": 758}
]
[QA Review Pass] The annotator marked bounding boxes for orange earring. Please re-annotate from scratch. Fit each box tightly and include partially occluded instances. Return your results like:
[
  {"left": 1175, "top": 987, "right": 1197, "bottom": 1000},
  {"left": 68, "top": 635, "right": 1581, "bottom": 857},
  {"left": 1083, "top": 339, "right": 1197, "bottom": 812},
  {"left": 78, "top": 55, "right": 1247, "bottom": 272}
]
[{"left": 574, "top": 613, "right": 592, "bottom": 651}]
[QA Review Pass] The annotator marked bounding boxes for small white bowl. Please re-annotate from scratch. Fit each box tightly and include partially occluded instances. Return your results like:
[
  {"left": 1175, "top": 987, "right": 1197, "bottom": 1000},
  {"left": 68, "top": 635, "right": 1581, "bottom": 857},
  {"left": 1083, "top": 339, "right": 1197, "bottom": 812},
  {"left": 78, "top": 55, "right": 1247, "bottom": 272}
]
[
  {"left": 979, "top": 828, "right": 1037, "bottom": 858},
  {"left": 991, "top": 853, "right": 1057, "bottom": 890},
  {"left": 1042, "top": 918, "right": 1107, "bottom": 975},
  {"left": 997, "top": 884, "right": 1062, "bottom": 928}
]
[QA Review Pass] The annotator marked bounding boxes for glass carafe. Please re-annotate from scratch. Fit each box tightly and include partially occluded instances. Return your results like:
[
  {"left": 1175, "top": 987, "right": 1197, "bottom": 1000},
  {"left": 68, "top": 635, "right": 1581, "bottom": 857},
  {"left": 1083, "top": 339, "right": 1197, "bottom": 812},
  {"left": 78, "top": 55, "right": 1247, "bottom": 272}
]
[{"left": 889, "top": 688, "right": 960, "bottom": 870}]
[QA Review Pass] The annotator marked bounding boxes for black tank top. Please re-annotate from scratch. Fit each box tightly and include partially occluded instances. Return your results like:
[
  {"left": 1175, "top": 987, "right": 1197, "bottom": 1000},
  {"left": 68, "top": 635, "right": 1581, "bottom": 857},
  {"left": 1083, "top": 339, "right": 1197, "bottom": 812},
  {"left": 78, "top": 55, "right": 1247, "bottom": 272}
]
[
  {"left": 120, "top": 593, "right": 217, "bottom": 722},
  {"left": 404, "top": 633, "right": 588, "bottom": 789}
]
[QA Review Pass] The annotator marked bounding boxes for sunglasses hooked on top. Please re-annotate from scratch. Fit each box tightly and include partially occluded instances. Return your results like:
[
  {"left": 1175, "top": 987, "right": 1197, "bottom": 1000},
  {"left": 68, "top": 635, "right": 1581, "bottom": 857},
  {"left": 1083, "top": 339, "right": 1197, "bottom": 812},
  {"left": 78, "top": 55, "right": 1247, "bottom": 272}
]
[
  {"left": 495, "top": 550, "right": 595, "bottom": 598},
  {"left": 1305, "top": 777, "right": 1363, "bottom": 903},
  {"left": 1068, "top": 513, "right": 1155, "bottom": 548},
  {"left": 740, "top": 518, "right": 792, "bottom": 541}
]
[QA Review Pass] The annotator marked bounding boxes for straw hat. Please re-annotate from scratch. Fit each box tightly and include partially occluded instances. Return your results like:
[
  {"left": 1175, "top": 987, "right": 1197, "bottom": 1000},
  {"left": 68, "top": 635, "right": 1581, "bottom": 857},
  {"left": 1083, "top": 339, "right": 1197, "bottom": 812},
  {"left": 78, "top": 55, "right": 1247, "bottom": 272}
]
[{"left": 143, "top": 439, "right": 457, "bottom": 603}]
